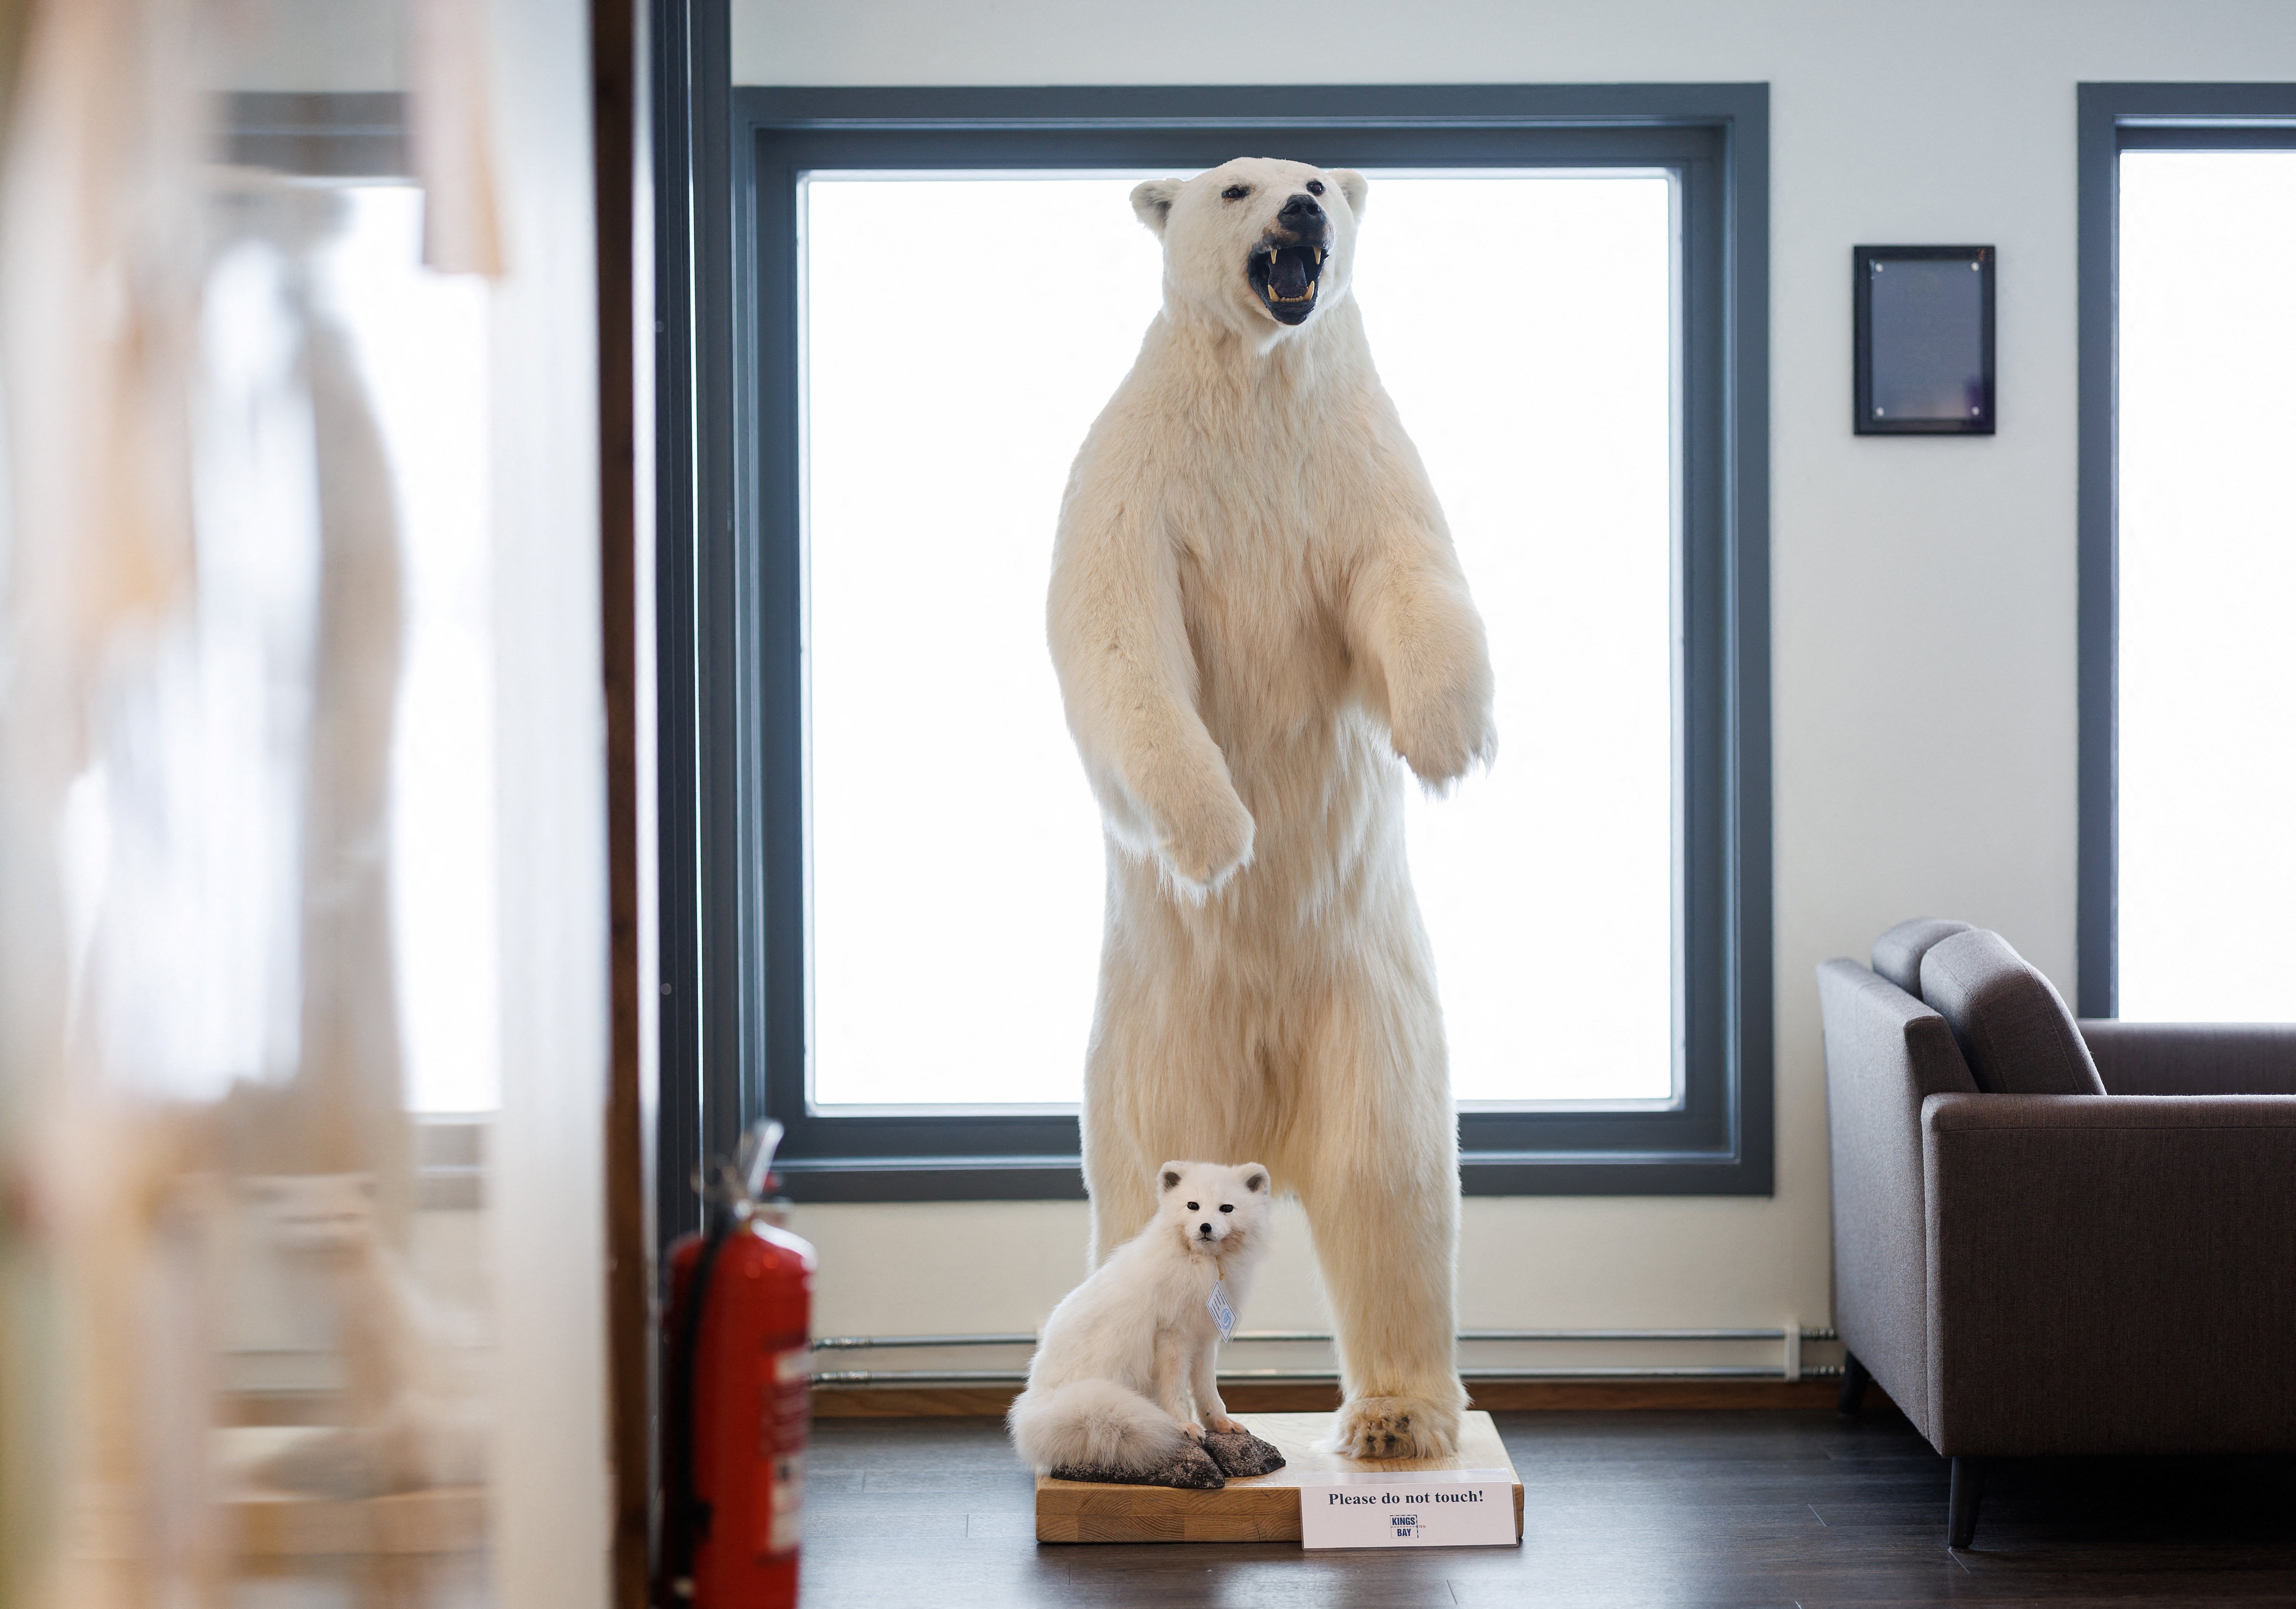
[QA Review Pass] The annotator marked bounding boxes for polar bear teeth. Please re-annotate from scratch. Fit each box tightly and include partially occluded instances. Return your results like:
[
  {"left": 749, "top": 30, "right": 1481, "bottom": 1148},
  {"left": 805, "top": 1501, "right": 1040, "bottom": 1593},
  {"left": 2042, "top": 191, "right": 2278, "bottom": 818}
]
[{"left": 1254, "top": 244, "right": 1325, "bottom": 310}]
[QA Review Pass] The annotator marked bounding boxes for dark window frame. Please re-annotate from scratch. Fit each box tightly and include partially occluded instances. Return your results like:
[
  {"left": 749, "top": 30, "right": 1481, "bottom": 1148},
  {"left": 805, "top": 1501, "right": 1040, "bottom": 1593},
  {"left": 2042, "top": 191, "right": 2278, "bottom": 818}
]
[
  {"left": 2076, "top": 84, "right": 2296, "bottom": 1018},
  {"left": 668, "top": 82, "right": 1771, "bottom": 1201}
]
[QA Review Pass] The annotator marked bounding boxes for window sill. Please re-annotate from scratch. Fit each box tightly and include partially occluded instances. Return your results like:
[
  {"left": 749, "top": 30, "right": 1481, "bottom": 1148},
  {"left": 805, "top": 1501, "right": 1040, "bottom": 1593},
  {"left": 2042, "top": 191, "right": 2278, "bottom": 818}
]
[{"left": 771, "top": 1149, "right": 1771, "bottom": 1202}]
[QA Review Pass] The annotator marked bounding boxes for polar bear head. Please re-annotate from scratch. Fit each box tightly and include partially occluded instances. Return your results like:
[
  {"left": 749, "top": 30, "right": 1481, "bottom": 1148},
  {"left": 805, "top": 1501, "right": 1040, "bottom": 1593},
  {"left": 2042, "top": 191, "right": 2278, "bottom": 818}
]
[
  {"left": 1156, "top": 1159, "right": 1272, "bottom": 1258},
  {"left": 1131, "top": 158, "right": 1367, "bottom": 339}
]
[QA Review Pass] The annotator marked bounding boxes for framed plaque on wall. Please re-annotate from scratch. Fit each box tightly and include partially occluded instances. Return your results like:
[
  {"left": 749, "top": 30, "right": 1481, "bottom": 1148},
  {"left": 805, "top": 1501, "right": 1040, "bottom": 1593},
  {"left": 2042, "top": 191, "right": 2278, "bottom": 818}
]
[{"left": 1854, "top": 244, "right": 1995, "bottom": 435}]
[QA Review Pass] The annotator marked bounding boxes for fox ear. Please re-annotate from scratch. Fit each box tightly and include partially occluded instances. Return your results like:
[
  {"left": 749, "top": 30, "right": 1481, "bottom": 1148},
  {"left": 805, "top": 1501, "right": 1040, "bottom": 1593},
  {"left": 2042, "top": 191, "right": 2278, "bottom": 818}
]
[
  {"left": 1240, "top": 1165, "right": 1268, "bottom": 1194},
  {"left": 1159, "top": 1164, "right": 1184, "bottom": 1192}
]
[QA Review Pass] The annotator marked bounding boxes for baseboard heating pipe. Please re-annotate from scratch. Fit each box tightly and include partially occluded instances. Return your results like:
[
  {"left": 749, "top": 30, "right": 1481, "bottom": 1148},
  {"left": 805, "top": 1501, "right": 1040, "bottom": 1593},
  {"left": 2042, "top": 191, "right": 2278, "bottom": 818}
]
[
  {"left": 809, "top": 1326, "right": 1840, "bottom": 1386},
  {"left": 811, "top": 1365, "right": 1844, "bottom": 1385}
]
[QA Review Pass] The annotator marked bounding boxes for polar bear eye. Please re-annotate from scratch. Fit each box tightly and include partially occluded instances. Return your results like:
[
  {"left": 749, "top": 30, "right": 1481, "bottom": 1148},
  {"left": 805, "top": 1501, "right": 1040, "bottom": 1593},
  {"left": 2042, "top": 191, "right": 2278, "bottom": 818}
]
[
  {"left": 1220, "top": 185, "right": 1249, "bottom": 202},
  {"left": 1219, "top": 1203, "right": 1234, "bottom": 1213},
  {"left": 1306, "top": 179, "right": 1325, "bottom": 196}
]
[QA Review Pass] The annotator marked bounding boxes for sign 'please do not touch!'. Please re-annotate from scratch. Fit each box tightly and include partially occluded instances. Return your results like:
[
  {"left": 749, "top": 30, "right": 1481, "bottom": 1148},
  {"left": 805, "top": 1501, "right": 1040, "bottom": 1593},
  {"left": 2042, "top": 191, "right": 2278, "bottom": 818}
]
[{"left": 1297, "top": 1469, "right": 1520, "bottom": 1549}]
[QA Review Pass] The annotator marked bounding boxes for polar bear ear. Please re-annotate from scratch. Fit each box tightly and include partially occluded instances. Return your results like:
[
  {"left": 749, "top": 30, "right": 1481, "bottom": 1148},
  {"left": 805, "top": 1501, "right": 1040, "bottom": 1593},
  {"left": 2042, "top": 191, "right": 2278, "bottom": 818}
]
[
  {"left": 1131, "top": 178, "right": 1184, "bottom": 237},
  {"left": 1240, "top": 1166, "right": 1268, "bottom": 1194},
  {"left": 1159, "top": 1164, "right": 1184, "bottom": 1192},
  {"left": 1332, "top": 169, "right": 1368, "bottom": 217}
]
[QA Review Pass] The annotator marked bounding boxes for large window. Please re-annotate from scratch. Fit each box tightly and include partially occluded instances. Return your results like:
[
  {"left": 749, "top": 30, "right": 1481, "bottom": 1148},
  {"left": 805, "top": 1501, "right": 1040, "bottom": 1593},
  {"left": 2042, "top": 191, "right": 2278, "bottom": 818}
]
[
  {"left": 2078, "top": 87, "right": 2296, "bottom": 1018},
  {"left": 679, "top": 87, "right": 1770, "bottom": 1197},
  {"left": 803, "top": 170, "right": 1674, "bottom": 1111}
]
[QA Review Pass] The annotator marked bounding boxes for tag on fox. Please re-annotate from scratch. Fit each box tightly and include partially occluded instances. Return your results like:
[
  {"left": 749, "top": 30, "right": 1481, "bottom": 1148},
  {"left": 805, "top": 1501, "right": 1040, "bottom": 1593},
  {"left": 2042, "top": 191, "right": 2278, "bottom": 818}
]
[{"left": 1207, "top": 1279, "right": 1237, "bottom": 1341}]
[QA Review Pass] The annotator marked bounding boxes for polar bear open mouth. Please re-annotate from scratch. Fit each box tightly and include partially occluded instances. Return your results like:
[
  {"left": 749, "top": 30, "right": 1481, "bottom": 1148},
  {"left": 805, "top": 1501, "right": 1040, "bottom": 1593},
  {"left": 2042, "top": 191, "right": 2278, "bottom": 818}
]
[{"left": 1247, "top": 242, "right": 1326, "bottom": 325}]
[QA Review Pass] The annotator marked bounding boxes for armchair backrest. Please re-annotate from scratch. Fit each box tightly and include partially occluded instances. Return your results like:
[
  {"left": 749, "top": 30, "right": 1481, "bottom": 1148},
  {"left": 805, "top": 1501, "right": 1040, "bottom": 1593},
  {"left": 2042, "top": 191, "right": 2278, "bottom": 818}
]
[
  {"left": 1919, "top": 929, "right": 2107, "bottom": 1097},
  {"left": 1868, "top": 917, "right": 1970, "bottom": 996},
  {"left": 1817, "top": 958, "right": 1977, "bottom": 1442}
]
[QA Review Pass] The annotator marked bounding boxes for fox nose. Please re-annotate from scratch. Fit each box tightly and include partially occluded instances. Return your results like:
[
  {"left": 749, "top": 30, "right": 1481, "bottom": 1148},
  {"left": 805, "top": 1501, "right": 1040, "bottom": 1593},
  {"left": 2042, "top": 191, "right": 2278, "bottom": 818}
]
[{"left": 1277, "top": 193, "right": 1326, "bottom": 233}]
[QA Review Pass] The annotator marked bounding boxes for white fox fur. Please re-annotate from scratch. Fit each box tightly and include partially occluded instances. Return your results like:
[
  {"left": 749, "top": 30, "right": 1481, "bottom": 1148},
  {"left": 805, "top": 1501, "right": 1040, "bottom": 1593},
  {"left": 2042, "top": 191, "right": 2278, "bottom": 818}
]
[
  {"left": 1047, "top": 158, "right": 1491, "bottom": 1459},
  {"left": 1009, "top": 1161, "right": 1270, "bottom": 1474}
]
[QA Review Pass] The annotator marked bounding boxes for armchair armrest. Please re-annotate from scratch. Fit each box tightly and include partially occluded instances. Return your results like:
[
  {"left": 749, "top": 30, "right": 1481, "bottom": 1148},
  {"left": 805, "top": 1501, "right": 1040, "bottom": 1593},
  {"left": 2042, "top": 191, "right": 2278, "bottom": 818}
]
[
  {"left": 1921, "top": 1093, "right": 2296, "bottom": 1456},
  {"left": 1818, "top": 959, "right": 1977, "bottom": 1443},
  {"left": 2077, "top": 1019, "right": 2296, "bottom": 1095}
]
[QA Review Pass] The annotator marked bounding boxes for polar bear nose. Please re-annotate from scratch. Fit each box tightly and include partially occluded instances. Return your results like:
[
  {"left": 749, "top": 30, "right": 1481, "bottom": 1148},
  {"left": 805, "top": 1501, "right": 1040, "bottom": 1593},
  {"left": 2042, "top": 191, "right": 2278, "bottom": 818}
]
[{"left": 1277, "top": 193, "right": 1326, "bottom": 232}]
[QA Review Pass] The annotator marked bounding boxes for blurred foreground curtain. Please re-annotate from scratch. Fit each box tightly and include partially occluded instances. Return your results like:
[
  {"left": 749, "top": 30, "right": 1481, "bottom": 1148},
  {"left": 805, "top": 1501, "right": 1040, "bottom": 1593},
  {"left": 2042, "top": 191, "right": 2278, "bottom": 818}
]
[{"left": 0, "top": 1, "right": 610, "bottom": 1605}]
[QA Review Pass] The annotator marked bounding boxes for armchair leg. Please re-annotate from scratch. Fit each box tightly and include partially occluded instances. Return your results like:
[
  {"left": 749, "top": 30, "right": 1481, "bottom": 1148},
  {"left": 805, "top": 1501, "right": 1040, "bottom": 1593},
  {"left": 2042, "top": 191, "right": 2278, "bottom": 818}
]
[
  {"left": 1946, "top": 1456, "right": 1986, "bottom": 1549},
  {"left": 1837, "top": 1352, "right": 1870, "bottom": 1416}
]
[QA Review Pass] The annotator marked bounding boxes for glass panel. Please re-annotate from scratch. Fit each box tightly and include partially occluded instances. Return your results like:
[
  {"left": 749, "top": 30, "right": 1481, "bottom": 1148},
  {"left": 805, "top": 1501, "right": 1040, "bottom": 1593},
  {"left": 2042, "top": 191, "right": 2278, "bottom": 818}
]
[
  {"left": 802, "top": 170, "right": 1677, "bottom": 1108},
  {"left": 2, "top": 96, "right": 498, "bottom": 1609},
  {"left": 2118, "top": 150, "right": 2296, "bottom": 1020},
  {"left": 1867, "top": 256, "right": 1985, "bottom": 423},
  {"left": 197, "top": 180, "right": 500, "bottom": 1605}
]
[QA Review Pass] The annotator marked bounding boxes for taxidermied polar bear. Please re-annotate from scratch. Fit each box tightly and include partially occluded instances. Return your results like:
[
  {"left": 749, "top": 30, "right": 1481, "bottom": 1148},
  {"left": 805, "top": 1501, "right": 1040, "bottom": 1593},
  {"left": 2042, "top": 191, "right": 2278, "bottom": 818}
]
[{"left": 1047, "top": 157, "right": 1493, "bottom": 1460}]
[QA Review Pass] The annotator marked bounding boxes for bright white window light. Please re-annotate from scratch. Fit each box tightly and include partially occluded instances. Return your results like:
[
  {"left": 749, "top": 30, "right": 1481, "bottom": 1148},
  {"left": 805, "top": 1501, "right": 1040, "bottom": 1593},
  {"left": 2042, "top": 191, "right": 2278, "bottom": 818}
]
[
  {"left": 2118, "top": 151, "right": 2296, "bottom": 1021},
  {"left": 803, "top": 171, "right": 1677, "bottom": 1109},
  {"left": 325, "top": 186, "right": 501, "bottom": 1113}
]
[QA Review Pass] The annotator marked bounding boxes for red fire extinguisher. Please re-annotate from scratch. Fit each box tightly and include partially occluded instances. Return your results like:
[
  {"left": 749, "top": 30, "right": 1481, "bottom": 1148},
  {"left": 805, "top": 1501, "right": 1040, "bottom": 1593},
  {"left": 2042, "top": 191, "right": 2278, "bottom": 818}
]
[{"left": 660, "top": 1121, "right": 815, "bottom": 1609}]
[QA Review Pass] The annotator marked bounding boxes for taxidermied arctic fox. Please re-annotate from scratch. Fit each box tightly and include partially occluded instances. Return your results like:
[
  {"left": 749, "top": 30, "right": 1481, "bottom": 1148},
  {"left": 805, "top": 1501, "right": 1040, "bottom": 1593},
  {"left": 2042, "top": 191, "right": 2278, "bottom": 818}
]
[
  {"left": 1008, "top": 1161, "right": 1282, "bottom": 1487},
  {"left": 1047, "top": 157, "right": 1491, "bottom": 1459}
]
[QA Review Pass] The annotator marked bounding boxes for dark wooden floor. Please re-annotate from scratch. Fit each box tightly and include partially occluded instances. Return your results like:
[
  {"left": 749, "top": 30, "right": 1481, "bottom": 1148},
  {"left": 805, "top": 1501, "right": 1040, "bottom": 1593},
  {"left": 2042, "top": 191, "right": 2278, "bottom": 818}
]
[{"left": 803, "top": 1410, "right": 2296, "bottom": 1607}]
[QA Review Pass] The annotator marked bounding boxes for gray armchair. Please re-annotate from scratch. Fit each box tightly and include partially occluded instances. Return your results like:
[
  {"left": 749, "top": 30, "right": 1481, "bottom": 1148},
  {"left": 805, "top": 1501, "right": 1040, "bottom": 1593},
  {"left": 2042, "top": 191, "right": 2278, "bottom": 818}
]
[{"left": 1818, "top": 920, "right": 2296, "bottom": 1547}]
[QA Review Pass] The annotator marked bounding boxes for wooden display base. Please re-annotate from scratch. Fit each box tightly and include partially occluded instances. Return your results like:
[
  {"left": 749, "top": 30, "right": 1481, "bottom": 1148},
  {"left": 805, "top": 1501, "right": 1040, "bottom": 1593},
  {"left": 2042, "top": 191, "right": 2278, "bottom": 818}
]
[
  {"left": 219, "top": 1428, "right": 486, "bottom": 1555},
  {"left": 1034, "top": 1410, "right": 1523, "bottom": 1544}
]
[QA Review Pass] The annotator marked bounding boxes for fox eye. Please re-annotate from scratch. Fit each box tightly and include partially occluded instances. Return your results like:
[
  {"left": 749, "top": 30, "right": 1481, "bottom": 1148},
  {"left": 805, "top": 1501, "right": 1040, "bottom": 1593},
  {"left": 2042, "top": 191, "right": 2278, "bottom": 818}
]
[
  {"left": 1220, "top": 185, "right": 1249, "bottom": 201},
  {"left": 1306, "top": 179, "right": 1325, "bottom": 195},
  {"left": 1186, "top": 1202, "right": 1198, "bottom": 1211},
  {"left": 1219, "top": 1203, "right": 1234, "bottom": 1213}
]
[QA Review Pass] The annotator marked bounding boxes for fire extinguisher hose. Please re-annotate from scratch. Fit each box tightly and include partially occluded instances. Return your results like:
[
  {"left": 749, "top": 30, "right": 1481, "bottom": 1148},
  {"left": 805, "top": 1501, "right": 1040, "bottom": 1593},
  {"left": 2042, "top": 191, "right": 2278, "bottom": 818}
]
[{"left": 658, "top": 1211, "right": 734, "bottom": 1603}]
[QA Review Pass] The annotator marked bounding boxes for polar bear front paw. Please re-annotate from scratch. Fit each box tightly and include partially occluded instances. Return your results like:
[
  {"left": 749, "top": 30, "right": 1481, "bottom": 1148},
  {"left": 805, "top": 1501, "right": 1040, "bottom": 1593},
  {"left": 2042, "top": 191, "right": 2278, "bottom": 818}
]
[
  {"left": 1155, "top": 777, "right": 1255, "bottom": 900},
  {"left": 1391, "top": 684, "right": 1495, "bottom": 792},
  {"left": 1327, "top": 1394, "right": 1460, "bottom": 1461}
]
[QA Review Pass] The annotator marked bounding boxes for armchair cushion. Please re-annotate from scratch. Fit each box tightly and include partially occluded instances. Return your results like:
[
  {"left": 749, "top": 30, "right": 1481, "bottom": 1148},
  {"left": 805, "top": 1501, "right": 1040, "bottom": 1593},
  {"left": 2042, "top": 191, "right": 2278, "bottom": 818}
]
[
  {"left": 1870, "top": 917, "right": 1972, "bottom": 998},
  {"left": 2078, "top": 1019, "right": 2296, "bottom": 1096},
  {"left": 1920, "top": 929, "right": 2106, "bottom": 1096}
]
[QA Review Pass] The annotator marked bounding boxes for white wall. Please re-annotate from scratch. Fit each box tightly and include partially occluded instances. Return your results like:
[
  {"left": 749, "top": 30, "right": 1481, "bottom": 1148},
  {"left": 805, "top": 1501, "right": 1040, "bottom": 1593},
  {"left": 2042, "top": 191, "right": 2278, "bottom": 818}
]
[
  {"left": 211, "top": 0, "right": 404, "bottom": 91},
  {"left": 736, "top": 0, "right": 2296, "bottom": 1350}
]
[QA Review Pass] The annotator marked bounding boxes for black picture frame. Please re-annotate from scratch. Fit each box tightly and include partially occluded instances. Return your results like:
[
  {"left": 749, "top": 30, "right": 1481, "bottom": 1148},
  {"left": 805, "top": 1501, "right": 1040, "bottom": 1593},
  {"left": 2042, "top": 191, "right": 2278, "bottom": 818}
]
[{"left": 1852, "top": 244, "right": 1995, "bottom": 435}]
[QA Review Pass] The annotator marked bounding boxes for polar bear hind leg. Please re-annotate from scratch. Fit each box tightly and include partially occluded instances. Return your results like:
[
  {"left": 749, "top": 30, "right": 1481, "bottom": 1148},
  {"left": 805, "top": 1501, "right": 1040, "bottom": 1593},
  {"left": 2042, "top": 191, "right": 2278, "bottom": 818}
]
[
  {"left": 1081, "top": 1131, "right": 1157, "bottom": 1269},
  {"left": 1079, "top": 978, "right": 1254, "bottom": 1266},
  {"left": 1295, "top": 986, "right": 1467, "bottom": 1461}
]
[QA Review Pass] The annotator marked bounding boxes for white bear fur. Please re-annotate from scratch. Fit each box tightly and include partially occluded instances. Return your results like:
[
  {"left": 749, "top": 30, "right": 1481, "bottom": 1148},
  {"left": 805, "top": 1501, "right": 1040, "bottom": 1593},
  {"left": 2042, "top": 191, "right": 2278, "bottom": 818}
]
[
  {"left": 1008, "top": 1160, "right": 1271, "bottom": 1474},
  {"left": 1047, "top": 157, "right": 1493, "bottom": 1459}
]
